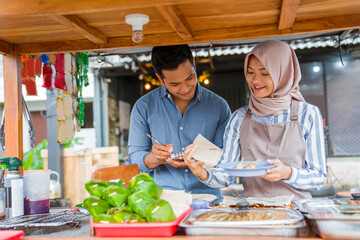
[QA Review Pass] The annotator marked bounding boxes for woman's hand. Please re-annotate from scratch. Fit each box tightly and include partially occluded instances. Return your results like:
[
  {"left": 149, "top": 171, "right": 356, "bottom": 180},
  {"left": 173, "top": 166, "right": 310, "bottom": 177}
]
[
  {"left": 260, "top": 159, "right": 292, "bottom": 182},
  {"left": 183, "top": 144, "right": 209, "bottom": 181}
]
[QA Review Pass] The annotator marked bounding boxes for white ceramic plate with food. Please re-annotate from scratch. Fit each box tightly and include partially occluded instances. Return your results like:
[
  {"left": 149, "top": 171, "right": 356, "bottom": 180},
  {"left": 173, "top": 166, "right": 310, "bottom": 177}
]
[{"left": 218, "top": 161, "right": 276, "bottom": 177}]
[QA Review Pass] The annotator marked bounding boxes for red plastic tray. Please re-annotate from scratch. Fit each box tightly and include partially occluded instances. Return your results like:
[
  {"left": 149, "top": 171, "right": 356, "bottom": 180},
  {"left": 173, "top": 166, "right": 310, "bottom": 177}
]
[
  {"left": 0, "top": 230, "right": 24, "bottom": 240},
  {"left": 91, "top": 208, "right": 192, "bottom": 237}
]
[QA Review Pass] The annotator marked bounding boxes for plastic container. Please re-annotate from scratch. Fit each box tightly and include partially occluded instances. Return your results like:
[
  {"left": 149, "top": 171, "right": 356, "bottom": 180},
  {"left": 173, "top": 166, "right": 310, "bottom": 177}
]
[
  {"left": 23, "top": 170, "right": 51, "bottom": 215},
  {"left": 190, "top": 200, "right": 209, "bottom": 210},
  {"left": 91, "top": 208, "right": 192, "bottom": 237},
  {"left": 0, "top": 230, "right": 24, "bottom": 240}
]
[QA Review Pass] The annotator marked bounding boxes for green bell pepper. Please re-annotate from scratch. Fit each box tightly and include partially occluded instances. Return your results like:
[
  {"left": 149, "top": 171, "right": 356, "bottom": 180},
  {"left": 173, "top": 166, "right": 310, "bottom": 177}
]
[
  {"left": 128, "top": 191, "right": 155, "bottom": 218},
  {"left": 103, "top": 185, "right": 131, "bottom": 207},
  {"left": 131, "top": 180, "right": 163, "bottom": 200},
  {"left": 93, "top": 214, "right": 116, "bottom": 223},
  {"left": 145, "top": 199, "right": 176, "bottom": 222},
  {"left": 83, "top": 196, "right": 110, "bottom": 216}
]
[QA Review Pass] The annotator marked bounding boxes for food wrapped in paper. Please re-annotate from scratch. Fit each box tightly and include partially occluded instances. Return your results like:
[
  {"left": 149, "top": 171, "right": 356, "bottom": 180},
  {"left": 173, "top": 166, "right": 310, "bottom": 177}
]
[
  {"left": 128, "top": 191, "right": 155, "bottom": 218},
  {"left": 131, "top": 180, "right": 163, "bottom": 200},
  {"left": 83, "top": 196, "right": 110, "bottom": 216},
  {"left": 103, "top": 185, "right": 131, "bottom": 208},
  {"left": 192, "top": 134, "right": 222, "bottom": 169},
  {"left": 128, "top": 173, "right": 154, "bottom": 188},
  {"left": 145, "top": 199, "right": 176, "bottom": 222},
  {"left": 93, "top": 214, "right": 116, "bottom": 223}
]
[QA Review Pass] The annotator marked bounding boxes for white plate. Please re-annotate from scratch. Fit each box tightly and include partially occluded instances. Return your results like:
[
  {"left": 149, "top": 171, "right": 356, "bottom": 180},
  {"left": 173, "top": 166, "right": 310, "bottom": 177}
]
[{"left": 218, "top": 161, "right": 276, "bottom": 177}]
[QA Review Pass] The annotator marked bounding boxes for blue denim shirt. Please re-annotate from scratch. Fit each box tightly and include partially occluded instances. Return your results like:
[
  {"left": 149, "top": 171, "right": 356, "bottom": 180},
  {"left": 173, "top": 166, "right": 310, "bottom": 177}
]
[{"left": 128, "top": 83, "right": 231, "bottom": 199}]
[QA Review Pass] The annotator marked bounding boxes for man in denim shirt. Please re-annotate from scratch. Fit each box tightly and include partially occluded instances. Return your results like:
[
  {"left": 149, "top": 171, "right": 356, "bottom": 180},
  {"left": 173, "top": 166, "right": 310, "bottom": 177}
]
[{"left": 128, "top": 44, "right": 231, "bottom": 199}]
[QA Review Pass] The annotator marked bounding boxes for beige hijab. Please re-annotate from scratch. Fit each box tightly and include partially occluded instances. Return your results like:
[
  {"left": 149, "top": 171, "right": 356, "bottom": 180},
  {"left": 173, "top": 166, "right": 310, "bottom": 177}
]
[{"left": 244, "top": 40, "right": 305, "bottom": 116}]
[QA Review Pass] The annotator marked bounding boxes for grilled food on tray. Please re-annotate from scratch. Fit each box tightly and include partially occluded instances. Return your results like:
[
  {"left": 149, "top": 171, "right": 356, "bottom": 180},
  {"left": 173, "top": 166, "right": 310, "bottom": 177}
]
[
  {"left": 233, "top": 159, "right": 262, "bottom": 169},
  {"left": 234, "top": 162, "right": 256, "bottom": 169},
  {"left": 193, "top": 210, "right": 291, "bottom": 222}
]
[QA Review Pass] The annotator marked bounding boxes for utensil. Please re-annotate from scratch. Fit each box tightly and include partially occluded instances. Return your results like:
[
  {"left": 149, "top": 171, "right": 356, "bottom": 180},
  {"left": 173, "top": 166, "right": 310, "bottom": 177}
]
[
  {"left": 0, "top": 95, "right": 35, "bottom": 151},
  {"left": 237, "top": 156, "right": 245, "bottom": 169},
  {"left": 146, "top": 134, "right": 161, "bottom": 144},
  {"left": 254, "top": 159, "right": 261, "bottom": 166}
]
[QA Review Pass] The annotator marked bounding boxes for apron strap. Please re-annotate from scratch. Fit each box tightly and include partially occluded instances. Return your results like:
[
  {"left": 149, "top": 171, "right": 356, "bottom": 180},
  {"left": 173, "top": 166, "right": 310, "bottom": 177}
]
[
  {"left": 244, "top": 108, "right": 252, "bottom": 120},
  {"left": 290, "top": 100, "right": 299, "bottom": 121}
]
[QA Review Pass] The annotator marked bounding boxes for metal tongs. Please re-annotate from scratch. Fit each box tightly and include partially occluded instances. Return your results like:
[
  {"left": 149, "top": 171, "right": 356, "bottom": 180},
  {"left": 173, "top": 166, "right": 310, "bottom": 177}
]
[{"left": 0, "top": 95, "right": 35, "bottom": 151}]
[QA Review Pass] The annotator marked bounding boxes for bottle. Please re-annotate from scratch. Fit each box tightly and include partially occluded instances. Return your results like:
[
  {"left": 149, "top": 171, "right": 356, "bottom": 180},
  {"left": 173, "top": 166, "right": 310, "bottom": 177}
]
[{"left": 0, "top": 157, "right": 23, "bottom": 218}]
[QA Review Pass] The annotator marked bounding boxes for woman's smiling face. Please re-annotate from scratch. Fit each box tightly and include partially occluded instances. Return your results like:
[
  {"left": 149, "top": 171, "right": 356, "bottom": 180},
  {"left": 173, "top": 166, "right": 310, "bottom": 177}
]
[{"left": 246, "top": 55, "right": 274, "bottom": 98}]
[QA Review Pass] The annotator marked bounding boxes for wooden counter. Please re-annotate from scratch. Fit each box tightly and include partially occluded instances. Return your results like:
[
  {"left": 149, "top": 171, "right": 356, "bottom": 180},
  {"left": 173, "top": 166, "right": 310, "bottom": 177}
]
[{"left": 22, "top": 237, "right": 321, "bottom": 240}]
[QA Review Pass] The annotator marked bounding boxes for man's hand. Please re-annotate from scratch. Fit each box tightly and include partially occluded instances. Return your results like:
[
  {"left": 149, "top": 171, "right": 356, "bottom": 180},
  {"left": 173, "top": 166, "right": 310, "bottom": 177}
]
[
  {"left": 151, "top": 143, "right": 173, "bottom": 164},
  {"left": 183, "top": 144, "right": 209, "bottom": 181},
  {"left": 260, "top": 159, "right": 292, "bottom": 182},
  {"left": 144, "top": 143, "right": 173, "bottom": 169},
  {"left": 164, "top": 158, "right": 188, "bottom": 168}
]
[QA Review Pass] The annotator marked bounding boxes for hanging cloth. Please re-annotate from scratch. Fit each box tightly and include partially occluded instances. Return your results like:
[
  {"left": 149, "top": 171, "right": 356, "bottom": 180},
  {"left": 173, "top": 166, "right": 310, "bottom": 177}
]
[
  {"left": 54, "top": 53, "right": 67, "bottom": 92},
  {"left": 35, "top": 55, "right": 42, "bottom": 77},
  {"left": 42, "top": 64, "right": 53, "bottom": 91},
  {"left": 21, "top": 56, "right": 37, "bottom": 96}
]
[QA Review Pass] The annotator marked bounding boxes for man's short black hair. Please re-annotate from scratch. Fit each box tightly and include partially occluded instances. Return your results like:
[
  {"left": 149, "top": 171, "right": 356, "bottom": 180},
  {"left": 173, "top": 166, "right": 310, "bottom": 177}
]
[{"left": 151, "top": 44, "right": 194, "bottom": 79}]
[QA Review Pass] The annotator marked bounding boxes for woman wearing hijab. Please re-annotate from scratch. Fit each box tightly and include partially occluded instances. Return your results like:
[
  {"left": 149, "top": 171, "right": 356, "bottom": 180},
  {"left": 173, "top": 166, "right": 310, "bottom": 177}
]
[{"left": 184, "top": 40, "right": 326, "bottom": 199}]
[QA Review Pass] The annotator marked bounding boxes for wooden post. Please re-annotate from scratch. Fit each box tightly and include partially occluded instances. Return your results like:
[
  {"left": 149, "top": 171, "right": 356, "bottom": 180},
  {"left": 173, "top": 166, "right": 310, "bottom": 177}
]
[{"left": 3, "top": 53, "right": 23, "bottom": 160}]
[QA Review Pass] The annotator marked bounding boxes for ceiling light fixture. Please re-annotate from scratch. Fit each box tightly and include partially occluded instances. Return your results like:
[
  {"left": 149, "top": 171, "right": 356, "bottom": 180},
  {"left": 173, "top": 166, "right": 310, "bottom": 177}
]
[{"left": 125, "top": 14, "right": 149, "bottom": 43}]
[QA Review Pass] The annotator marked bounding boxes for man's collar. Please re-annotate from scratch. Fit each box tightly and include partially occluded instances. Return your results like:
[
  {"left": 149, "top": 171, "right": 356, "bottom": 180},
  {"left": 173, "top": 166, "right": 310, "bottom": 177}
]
[
  {"left": 195, "top": 82, "right": 203, "bottom": 102},
  {"left": 160, "top": 85, "right": 168, "bottom": 98}
]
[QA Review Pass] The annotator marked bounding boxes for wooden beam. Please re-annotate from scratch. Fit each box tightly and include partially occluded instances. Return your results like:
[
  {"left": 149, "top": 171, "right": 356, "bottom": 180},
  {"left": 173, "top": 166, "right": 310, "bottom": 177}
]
[
  {"left": 15, "top": 14, "right": 360, "bottom": 55},
  {"left": 156, "top": 5, "right": 193, "bottom": 40},
  {"left": 278, "top": 0, "right": 301, "bottom": 30},
  {"left": 50, "top": 14, "right": 108, "bottom": 44},
  {"left": 3, "top": 53, "right": 23, "bottom": 159},
  {"left": 0, "top": 0, "right": 209, "bottom": 16},
  {"left": 0, "top": 39, "right": 12, "bottom": 55}
]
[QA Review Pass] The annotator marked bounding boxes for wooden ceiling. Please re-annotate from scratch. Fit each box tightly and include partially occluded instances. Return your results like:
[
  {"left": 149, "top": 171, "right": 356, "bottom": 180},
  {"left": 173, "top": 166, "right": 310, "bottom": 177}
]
[{"left": 0, "top": 0, "right": 359, "bottom": 55}]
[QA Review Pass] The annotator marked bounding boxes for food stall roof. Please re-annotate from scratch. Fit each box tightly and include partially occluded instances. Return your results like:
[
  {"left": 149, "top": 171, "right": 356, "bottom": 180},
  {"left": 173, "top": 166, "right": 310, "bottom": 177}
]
[{"left": 0, "top": 0, "right": 360, "bottom": 55}]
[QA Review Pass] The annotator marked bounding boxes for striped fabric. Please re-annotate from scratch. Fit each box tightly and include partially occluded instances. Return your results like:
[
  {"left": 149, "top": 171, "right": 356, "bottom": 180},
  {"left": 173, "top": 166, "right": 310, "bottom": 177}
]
[{"left": 202, "top": 101, "right": 327, "bottom": 191}]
